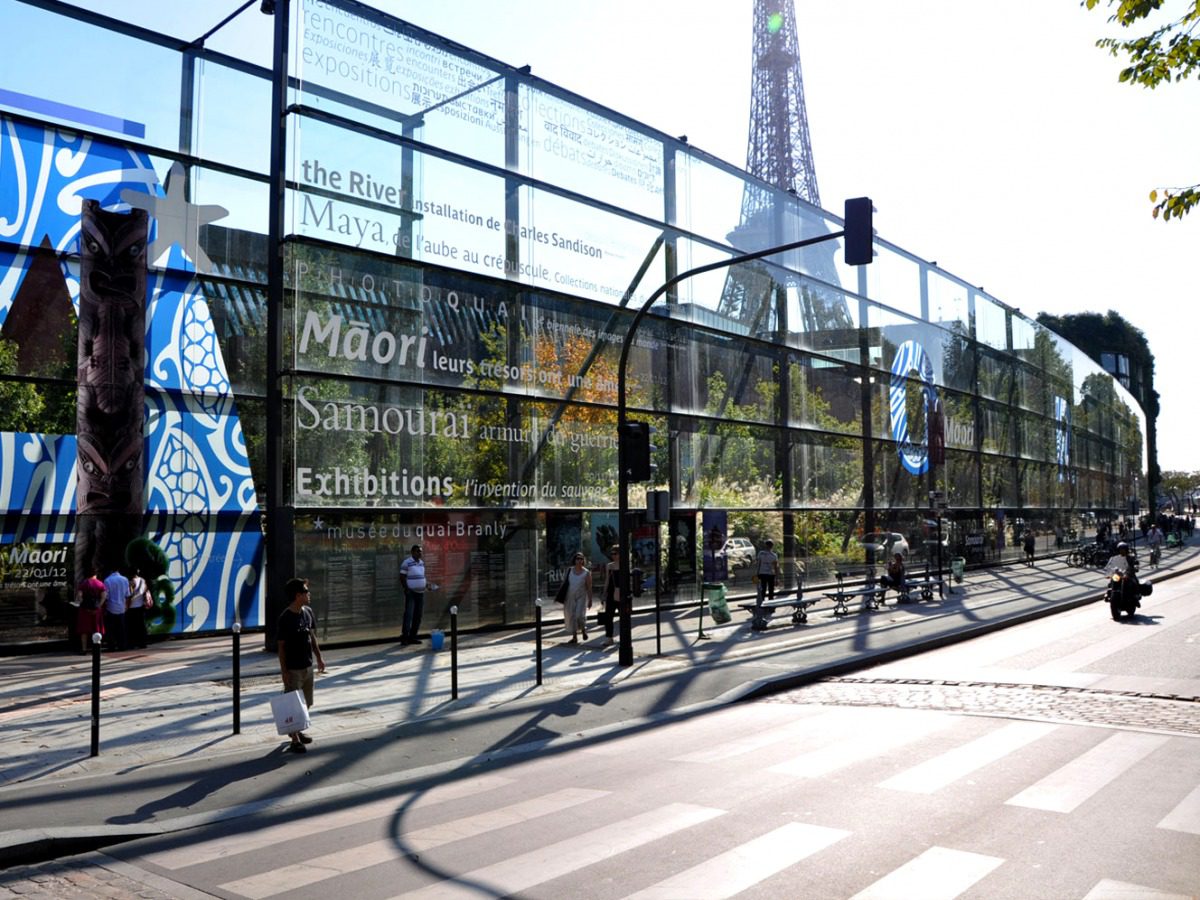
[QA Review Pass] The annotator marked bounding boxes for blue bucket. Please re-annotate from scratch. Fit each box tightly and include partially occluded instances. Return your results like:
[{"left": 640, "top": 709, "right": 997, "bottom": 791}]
[{"left": 430, "top": 629, "right": 445, "bottom": 651}]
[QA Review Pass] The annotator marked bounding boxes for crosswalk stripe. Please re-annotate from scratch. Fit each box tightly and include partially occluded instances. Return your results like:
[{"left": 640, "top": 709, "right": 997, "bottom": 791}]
[
  {"left": 622, "top": 822, "right": 849, "bottom": 899},
  {"left": 391, "top": 802, "right": 725, "bottom": 899},
  {"left": 768, "top": 709, "right": 953, "bottom": 778},
  {"left": 671, "top": 709, "right": 846, "bottom": 763},
  {"left": 1005, "top": 731, "right": 1168, "bottom": 813},
  {"left": 879, "top": 721, "right": 1059, "bottom": 793},
  {"left": 848, "top": 846, "right": 1003, "bottom": 900},
  {"left": 218, "top": 787, "right": 608, "bottom": 899},
  {"left": 1082, "top": 878, "right": 1195, "bottom": 899},
  {"left": 141, "top": 774, "right": 513, "bottom": 870},
  {"left": 1157, "top": 783, "right": 1200, "bottom": 835}
]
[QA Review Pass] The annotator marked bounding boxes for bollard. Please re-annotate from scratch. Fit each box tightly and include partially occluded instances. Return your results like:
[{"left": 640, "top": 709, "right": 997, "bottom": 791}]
[
  {"left": 535, "top": 598, "right": 543, "bottom": 686},
  {"left": 232, "top": 622, "right": 242, "bottom": 735},
  {"left": 90, "top": 631, "right": 102, "bottom": 757},
  {"left": 450, "top": 605, "right": 459, "bottom": 700}
]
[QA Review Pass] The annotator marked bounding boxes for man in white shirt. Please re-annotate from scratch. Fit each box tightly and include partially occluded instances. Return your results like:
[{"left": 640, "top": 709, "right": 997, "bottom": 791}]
[
  {"left": 754, "top": 540, "right": 780, "bottom": 606},
  {"left": 399, "top": 545, "right": 427, "bottom": 645}
]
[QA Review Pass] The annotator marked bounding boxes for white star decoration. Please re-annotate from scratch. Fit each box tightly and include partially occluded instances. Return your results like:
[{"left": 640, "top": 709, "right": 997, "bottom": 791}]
[
  {"left": 121, "top": 161, "right": 228, "bottom": 273},
  {"left": 313, "top": 517, "right": 325, "bottom": 531}
]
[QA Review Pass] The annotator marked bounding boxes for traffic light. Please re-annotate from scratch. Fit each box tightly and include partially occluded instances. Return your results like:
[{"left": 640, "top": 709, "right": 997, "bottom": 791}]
[
  {"left": 619, "top": 421, "right": 656, "bottom": 482},
  {"left": 844, "top": 196, "right": 875, "bottom": 266}
]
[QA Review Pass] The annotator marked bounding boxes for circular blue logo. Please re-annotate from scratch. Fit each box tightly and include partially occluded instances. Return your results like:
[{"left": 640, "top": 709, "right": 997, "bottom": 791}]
[{"left": 889, "top": 339, "right": 938, "bottom": 475}]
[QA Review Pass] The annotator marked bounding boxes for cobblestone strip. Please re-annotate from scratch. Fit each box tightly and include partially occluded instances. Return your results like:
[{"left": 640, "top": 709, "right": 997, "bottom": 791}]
[
  {"left": 0, "top": 855, "right": 185, "bottom": 899},
  {"left": 763, "top": 677, "right": 1200, "bottom": 736}
]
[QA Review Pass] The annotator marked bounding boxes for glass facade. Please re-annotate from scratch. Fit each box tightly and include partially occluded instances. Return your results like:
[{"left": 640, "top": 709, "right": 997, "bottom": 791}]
[{"left": 0, "top": 0, "right": 1146, "bottom": 647}]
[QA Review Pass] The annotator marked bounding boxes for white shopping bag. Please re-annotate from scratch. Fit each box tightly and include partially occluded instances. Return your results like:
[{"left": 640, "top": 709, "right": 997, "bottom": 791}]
[{"left": 270, "top": 690, "right": 311, "bottom": 735}]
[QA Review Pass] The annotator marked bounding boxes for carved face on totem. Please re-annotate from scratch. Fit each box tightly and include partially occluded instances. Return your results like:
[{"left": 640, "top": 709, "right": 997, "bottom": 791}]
[
  {"left": 77, "top": 200, "right": 147, "bottom": 414},
  {"left": 76, "top": 200, "right": 147, "bottom": 516}
]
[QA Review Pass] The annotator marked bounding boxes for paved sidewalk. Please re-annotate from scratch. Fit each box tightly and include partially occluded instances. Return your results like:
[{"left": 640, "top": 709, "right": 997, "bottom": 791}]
[{"left": 1, "top": 539, "right": 1198, "bottom": 868}]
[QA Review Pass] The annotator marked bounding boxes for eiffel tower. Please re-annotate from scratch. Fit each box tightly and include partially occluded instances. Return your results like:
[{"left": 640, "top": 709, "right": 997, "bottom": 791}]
[{"left": 717, "top": 1, "right": 851, "bottom": 333}]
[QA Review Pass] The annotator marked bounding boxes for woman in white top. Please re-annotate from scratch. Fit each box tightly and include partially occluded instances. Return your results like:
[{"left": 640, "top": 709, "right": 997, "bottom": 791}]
[
  {"left": 126, "top": 569, "right": 150, "bottom": 649},
  {"left": 564, "top": 552, "right": 593, "bottom": 645}
]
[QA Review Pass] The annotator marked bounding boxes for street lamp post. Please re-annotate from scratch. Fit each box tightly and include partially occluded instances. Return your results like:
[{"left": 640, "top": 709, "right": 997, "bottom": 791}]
[{"left": 616, "top": 215, "right": 870, "bottom": 666}]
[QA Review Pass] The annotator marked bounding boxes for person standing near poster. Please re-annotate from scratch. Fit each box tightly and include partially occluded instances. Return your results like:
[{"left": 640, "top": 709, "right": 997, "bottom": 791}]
[
  {"left": 126, "top": 568, "right": 150, "bottom": 649},
  {"left": 102, "top": 564, "right": 130, "bottom": 651},
  {"left": 399, "top": 544, "right": 427, "bottom": 645}
]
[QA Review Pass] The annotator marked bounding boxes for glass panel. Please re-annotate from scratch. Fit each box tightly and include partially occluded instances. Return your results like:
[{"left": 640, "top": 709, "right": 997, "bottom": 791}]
[
  {"left": 678, "top": 419, "right": 781, "bottom": 509},
  {"left": 789, "top": 354, "right": 862, "bottom": 435},
  {"left": 671, "top": 330, "right": 778, "bottom": 424},
  {"left": 926, "top": 268, "right": 969, "bottom": 332},
  {"left": 975, "top": 295, "right": 1008, "bottom": 351},
  {"left": 521, "top": 85, "right": 665, "bottom": 221},
  {"left": 0, "top": 3, "right": 183, "bottom": 148},
  {"left": 193, "top": 60, "right": 272, "bottom": 174},
  {"left": 294, "top": 0, "right": 506, "bottom": 166},
  {"left": 792, "top": 432, "right": 862, "bottom": 508}
]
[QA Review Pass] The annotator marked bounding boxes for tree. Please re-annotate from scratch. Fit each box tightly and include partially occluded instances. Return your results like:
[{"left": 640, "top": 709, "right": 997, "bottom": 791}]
[{"left": 1085, "top": 0, "right": 1200, "bottom": 220}]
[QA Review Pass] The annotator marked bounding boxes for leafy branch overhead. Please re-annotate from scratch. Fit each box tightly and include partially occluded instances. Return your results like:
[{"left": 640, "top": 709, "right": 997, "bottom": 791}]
[{"left": 1085, "top": 0, "right": 1200, "bottom": 220}]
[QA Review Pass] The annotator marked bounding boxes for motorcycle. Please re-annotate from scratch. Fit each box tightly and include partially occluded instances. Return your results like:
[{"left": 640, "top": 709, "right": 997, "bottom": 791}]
[{"left": 1105, "top": 563, "right": 1152, "bottom": 620}]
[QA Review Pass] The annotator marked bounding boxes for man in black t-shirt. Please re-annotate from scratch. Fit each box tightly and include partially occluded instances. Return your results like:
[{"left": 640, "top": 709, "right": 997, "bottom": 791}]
[{"left": 277, "top": 577, "right": 325, "bottom": 753}]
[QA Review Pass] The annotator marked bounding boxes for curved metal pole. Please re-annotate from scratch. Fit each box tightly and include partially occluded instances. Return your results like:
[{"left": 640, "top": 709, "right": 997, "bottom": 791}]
[{"left": 616, "top": 230, "right": 845, "bottom": 665}]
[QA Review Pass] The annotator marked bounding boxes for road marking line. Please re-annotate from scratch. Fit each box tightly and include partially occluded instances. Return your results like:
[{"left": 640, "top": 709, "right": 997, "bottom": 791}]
[
  {"left": 622, "top": 821, "right": 849, "bottom": 899},
  {"left": 142, "top": 774, "right": 513, "bottom": 870},
  {"left": 1083, "top": 878, "right": 1194, "bottom": 899},
  {"left": 1005, "top": 731, "right": 1168, "bottom": 813},
  {"left": 1157, "top": 783, "right": 1200, "bottom": 835},
  {"left": 218, "top": 787, "right": 608, "bottom": 899},
  {"left": 671, "top": 709, "right": 848, "bottom": 763},
  {"left": 849, "top": 846, "right": 1003, "bottom": 900},
  {"left": 768, "top": 709, "right": 953, "bottom": 778},
  {"left": 391, "top": 802, "right": 725, "bottom": 899},
  {"left": 879, "top": 721, "right": 1059, "bottom": 793}
]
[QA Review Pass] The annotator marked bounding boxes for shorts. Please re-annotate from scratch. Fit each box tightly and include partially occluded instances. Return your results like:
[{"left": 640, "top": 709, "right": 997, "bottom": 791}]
[{"left": 283, "top": 667, "right": 314, "bottom": 709}]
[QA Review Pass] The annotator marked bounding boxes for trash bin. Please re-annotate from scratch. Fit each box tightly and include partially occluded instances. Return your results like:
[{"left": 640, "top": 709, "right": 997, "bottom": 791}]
[
  {"left": 950, "top": 557, "right": 966, "bottom": 584},
  {"left": 430, "top": 629, "right": 445, "bottom": 651},
  {"left": 703, "top": 582, "right": 731, "bottom": 624}
]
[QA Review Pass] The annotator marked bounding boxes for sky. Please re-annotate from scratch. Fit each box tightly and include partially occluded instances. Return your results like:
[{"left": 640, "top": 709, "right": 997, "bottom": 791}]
[{"left": 69, "top": 0, "right": 1200, "bottom": 476}]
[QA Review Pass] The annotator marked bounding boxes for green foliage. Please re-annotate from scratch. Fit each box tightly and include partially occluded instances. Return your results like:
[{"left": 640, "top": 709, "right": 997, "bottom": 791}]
[
  {"left": 0, "top": 340, "right": 47, "bottom": 432},
  {"left": 1159, "top": 468, "right": 1200, "bottom": 506},
  {"left": 1085, "top": 0, "right": 1200, "bottom": 220}
]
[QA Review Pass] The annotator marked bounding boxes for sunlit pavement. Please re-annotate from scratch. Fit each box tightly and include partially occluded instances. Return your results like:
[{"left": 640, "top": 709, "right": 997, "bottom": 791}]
[{"left": 1, "top": 537, "right": 1198, "bottom": 868}]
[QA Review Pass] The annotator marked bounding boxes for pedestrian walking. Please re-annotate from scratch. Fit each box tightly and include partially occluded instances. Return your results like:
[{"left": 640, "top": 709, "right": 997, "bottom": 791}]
[
  {"left": 754, "top": 540, "right": 780, "bottom": 606},
  {"left": 601, "top": 545, "right": 620, "bottom": 648},
  {"left": 563, "top": 552, "right": 592, "bottom": 645},
  {"left": 102, "top": 564, "right": 130, "bottom": 650},
  {"left": 1023, "top": 530, "right": 1036, "bottom": 567},
  {"left": 277, "top": 577, "right": 325, "bottom": 753},
  {"left": 399, "top": 544, "right": 428, "bottom": 645}
]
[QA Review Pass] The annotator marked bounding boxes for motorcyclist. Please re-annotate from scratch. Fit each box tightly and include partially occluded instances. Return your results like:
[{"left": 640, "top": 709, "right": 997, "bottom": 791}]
[{"left": 1104, "top": 542, "right": 1141, "bottom": 607}]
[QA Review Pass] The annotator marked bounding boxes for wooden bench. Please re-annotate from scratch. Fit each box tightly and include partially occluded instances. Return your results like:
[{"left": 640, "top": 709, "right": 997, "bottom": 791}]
[{"left": 739, "top": 594, "right": 817, "bottom": 630}]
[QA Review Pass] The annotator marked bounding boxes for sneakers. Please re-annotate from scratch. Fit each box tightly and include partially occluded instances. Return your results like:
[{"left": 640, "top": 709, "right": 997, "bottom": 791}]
[
  {"left": 297, "top": 732, "right": 313, "bottom": 744},
  {"left": 289, "top": 740, "right": 307, "bottom": 753}
]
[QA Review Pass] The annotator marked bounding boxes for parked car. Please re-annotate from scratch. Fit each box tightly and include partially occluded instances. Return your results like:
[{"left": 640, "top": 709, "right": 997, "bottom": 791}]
[
  {"left": 722, "top": 537, "right": 756, "bottom": 568},
  {"left": 858, "top": 532, "right": 909, "bottom": 558}
]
